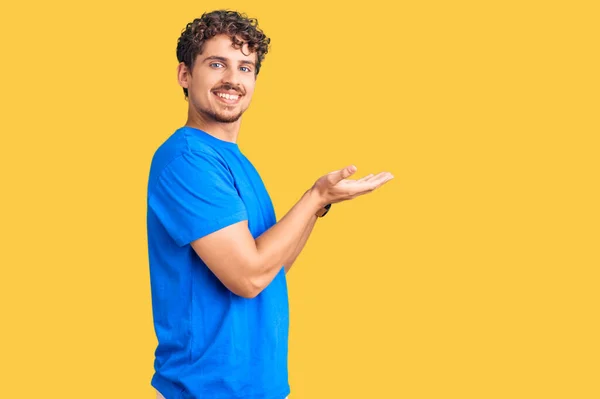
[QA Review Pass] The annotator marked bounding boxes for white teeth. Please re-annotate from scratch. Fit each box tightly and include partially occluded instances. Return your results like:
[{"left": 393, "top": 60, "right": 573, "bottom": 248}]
[{"left": 217, "top": 93, "right": 239, "bottom": 100}]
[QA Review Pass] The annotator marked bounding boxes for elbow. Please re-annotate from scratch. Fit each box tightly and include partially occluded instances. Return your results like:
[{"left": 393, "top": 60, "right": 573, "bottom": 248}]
[
  {"left": 232, "top": 282, "right": 260, "bottom": 299},
  {"left": 227, "top": 279, "right": 259, "bottom": 299},
  {"left": 231, "top": 259, "right": 265, "bottom": 299},
  {"left": 239, "top": 276, "right": 263, "bottom": 299},
  {"left": 239, "top": 258, "right": 266, "bottom": 298},
  {"left": 239, "top": 290, "right": 260, "bottom": 299},
  {"left": 225, "top": 276, "right": 259, "bottom": 299}
]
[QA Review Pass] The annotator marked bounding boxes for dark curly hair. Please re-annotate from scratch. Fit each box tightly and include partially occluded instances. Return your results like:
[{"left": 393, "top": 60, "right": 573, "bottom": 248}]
[{"left": 176, "top": 10, "right": 271, "bottom": 98}]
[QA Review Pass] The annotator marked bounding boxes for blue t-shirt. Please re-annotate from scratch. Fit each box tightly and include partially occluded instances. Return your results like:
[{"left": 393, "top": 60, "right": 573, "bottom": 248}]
[{"left": 146, "top": 126, "right": 290, "bottom": 399}]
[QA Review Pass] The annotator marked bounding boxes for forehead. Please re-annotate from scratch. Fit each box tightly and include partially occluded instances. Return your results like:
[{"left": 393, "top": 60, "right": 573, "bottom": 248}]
[{"left": 199, "top": 34, "right": 256, "bottom": 62}]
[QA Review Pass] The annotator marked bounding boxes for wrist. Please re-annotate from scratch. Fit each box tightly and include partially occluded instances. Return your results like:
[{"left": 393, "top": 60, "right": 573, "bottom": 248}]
[
  {"left": 306, "top": 187, "right": 328, "bottom": 209},
  {"left": 315, "top": 203, "right": 331, "bottom": 217},
  {"left": 306, "top": 188, "right": 332, "bottom": 217}
]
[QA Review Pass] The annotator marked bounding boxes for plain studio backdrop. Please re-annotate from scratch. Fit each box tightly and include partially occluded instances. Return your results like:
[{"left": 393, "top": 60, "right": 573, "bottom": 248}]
[{"left": 0, "top": 0, "right": 598, "bottom": 398}]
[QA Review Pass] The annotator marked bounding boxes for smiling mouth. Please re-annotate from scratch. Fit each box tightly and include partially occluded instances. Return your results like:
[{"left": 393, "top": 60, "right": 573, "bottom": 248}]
[{"left": 213, "top": 91, "right": 242, "bottom": 104}]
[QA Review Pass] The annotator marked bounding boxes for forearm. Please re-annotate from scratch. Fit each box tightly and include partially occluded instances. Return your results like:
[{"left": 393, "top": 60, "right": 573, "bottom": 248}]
[
  {"left": 251, "top": 188, "right": 323, "bottom": 290},
  {"left": 284, "top": 214, "right": 317, "bottom": 274}
]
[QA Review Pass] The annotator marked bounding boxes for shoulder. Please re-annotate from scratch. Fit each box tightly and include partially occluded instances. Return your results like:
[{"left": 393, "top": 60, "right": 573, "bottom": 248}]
[
  {"left": 151, "top": 128, "right": 222, "bottom": 167},
  {"left": 147, "top": 128, "right": 227, "bottom": 195}
]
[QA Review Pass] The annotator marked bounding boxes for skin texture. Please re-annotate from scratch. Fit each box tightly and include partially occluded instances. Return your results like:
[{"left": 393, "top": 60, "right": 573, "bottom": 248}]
[
  {"left": 177, "top": 34, "right": 256, "bottom": 144},
  {"left": 177, "top": 35, "right": 394, "bottom": 298}
]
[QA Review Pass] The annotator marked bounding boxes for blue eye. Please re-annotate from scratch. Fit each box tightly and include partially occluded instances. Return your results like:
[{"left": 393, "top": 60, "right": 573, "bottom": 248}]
[
  {"left": 210, "top": 62, "right": 224, "bottom": 68},
  {"left": 240, "top": 66, "right": 251, "bottom": 73}
]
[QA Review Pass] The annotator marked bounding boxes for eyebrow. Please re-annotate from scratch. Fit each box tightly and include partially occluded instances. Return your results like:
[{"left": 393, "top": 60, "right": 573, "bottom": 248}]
[{"left": 203, "top": 55, "right": 256, "bottom": 67}]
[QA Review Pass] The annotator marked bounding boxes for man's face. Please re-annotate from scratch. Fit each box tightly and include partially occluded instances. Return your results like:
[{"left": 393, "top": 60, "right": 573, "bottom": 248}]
[{"left": 182, "top": 34, "right": 257, "bottom": 123}]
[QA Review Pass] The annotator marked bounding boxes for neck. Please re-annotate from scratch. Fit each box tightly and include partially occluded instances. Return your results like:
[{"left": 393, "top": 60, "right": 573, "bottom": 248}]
[{"left": 185, "top": 108, "right": 241, "bottom": 144}]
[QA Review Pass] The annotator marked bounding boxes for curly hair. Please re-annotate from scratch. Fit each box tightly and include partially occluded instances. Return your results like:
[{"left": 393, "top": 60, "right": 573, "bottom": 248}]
[{"left": 176, "top": 10, "right": 271, "bottom": 98}]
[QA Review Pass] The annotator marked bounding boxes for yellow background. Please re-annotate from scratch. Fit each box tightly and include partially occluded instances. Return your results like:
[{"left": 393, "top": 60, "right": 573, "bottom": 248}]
[{"left": 1, "top": 0, "right": 598, "bottom": 398}]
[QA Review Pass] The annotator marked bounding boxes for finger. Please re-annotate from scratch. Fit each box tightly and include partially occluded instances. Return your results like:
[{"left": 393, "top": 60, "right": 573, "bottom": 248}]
[
  {"left": 351, "top": 172, "right": 384, "bottom": 186},
  {"left": 328, "top": 165, "right": 357, "bottom": 185},
  {"left": 367, "top": 172, "right": 392, "bottom": 186},
  {"left": 376, "top": 177, "right": 394, "bottom": 189},
  {"left": 343, "top": 173, "right": 377, "bottom": 184},
  {"left": 371, "top": 172, "right": 390, "bottom": 182},
  {"left": 373, "top": 174, "right": 394, "bottom": 189},
  {"left": 357, "top": 174, "right": 374, "bottom": 183},
  {"left": 346, "top": 174, "right": 391, "bottom": 196},
  {"left": 364, "top": 173, "right": 393, "bottom": 192}
]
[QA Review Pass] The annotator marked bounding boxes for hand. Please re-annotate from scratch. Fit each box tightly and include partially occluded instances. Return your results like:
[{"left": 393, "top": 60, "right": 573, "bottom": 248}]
[{"left": 310, "top": 165, "right": 394, "bottom": 206}]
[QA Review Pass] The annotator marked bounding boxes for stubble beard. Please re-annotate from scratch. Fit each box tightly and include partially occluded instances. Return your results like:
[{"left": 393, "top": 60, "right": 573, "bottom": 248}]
[{"left": 200, "top": 106, "right": 245, "bottom": 123}]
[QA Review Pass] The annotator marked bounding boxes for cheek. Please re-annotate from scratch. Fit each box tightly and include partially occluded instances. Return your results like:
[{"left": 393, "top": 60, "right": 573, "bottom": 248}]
[
  {"left": 192, "top": 75, "right": 216, "bottom": 92},
  {"left": 244, "top": 83, "right": 256, "bottom": 99}
]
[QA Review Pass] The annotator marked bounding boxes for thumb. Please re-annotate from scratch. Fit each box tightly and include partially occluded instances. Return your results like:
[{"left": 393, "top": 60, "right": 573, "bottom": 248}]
[{"left": 331, "top": 164, "right": 357, "bottom": 184}]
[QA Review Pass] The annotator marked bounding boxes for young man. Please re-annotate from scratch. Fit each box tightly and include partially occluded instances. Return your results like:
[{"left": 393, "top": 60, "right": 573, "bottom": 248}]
[{"left": 146, "top": 10, "right": 393, "bottom": 399}]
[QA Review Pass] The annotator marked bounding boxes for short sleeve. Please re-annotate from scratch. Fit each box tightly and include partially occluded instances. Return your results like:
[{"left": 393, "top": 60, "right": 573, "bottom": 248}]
[{"left": 148, "top": 150, "right": 248, "bottom": 247}]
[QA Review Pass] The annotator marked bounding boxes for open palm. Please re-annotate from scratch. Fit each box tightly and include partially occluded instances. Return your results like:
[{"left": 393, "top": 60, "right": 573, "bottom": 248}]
[{"left": 312, "top": 165, "right": 394, "bottom": 204}]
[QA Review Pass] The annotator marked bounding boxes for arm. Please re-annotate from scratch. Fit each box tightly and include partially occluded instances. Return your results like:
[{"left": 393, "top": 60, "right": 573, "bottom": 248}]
[
  {"left": 283, "top": 213, "right": 318, "bottom": 274},
  {"left": 191, "top": 166, "right": 393, "bottom": 298},
  {"left": 191, "top": 188, "right": 323, "bottom": 298},
  {"left": 282, "top": 173, "right": 375, "bottom": 274}
]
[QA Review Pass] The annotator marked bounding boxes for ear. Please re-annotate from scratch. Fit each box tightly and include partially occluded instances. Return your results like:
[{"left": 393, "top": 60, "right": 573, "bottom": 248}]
[{"left": 177, "top": 62, "right": 190, "bottom": 90}]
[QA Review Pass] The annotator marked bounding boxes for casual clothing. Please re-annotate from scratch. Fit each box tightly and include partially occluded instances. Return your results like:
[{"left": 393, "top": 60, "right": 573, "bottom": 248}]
[
  {"left": 147, "top": 126, "right": 290, "bottom": 399},
  {"left": 157, "top": 392, "right": 287, "bottom": 399}
]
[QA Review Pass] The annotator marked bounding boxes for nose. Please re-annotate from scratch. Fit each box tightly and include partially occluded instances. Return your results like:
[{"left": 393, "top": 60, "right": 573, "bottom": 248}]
[{"left": 221, "top": 67, "right": 242, "bottom": 88}]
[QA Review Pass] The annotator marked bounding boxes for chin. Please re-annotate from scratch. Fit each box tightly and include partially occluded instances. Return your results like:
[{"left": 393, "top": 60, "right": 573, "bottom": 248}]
[
  {"left": 213, "top": 111, "right": 244, "bottom": 123},
  {"left": 216, "top": 116, "right": 242, "bottom": 123}
]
